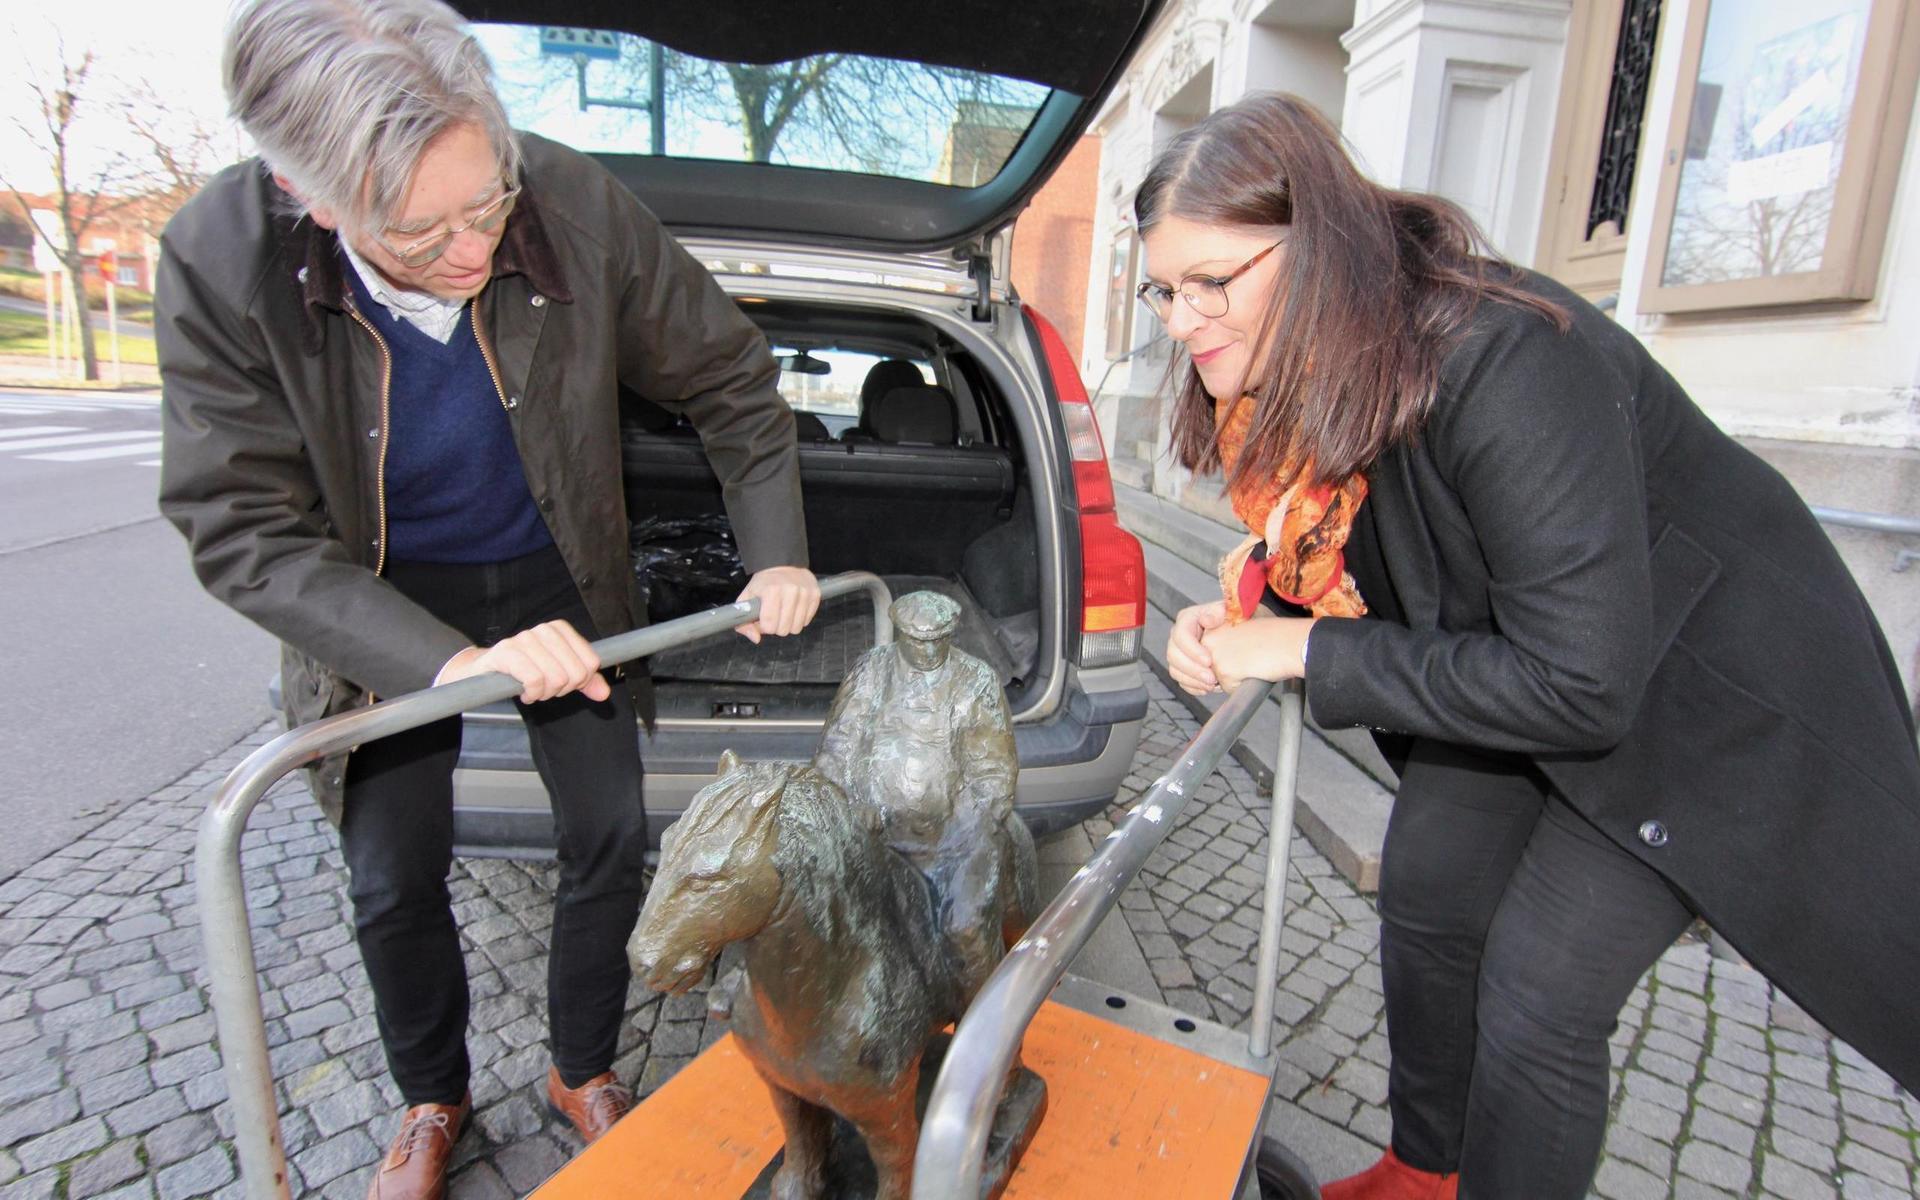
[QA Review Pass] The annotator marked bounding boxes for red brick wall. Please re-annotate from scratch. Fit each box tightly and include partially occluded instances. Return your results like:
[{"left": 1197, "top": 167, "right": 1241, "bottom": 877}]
[{"left": 1011, "top": 135, "right": 1101, "bottom": 358}]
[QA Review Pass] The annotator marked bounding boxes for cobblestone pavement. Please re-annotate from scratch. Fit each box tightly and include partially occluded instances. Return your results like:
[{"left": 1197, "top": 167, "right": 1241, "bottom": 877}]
[{"left": 0, "top": 677, "right": 1914, "bottom": 1199}]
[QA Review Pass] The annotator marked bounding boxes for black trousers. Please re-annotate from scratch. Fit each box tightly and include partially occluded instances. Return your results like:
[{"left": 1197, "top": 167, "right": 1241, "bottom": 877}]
[
  {"left": 1377, "top": 740, "right": 1695, "bottom": 1200},
  {"left": 339, "top": 544, "right": 647, "bottom": 1106}
]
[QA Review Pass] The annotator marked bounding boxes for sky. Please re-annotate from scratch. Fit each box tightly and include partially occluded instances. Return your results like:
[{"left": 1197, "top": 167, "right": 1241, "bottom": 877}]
[{"left": 3, "top": 0, "right": 240, "bottom": 195}]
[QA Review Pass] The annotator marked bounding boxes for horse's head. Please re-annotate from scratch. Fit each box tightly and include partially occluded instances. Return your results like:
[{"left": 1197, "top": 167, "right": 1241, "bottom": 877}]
[{"left": 628, "top": 750, "right": 790, "bottom": 994}]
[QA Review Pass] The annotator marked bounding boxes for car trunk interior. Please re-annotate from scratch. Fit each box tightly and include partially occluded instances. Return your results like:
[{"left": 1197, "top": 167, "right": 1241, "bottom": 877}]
[{"left": 622, "top": 297, "right": 1046, "bottom": 723}]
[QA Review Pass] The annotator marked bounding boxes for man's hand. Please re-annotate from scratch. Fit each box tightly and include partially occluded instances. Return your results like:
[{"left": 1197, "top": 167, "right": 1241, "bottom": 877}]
[
  {"left": 1167, "top": 600, "right": 1230, "bottom": 694},
  {"left": 434, "top": 620, "right": 610, "bottom": 704},
  {"left": 735, "top": 565, "right": 821, "bottom": 643}
]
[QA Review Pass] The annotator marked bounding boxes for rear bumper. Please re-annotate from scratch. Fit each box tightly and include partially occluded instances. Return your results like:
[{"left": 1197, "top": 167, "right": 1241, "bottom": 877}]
[{"left": 451, "top": 673, "right": 1146, "bottom": 857}]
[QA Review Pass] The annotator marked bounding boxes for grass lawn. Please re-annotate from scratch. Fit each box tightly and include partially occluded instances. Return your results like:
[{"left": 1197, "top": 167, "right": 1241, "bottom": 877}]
[
  {"left": 0, "top": 266, "right": 155, "bottom": 325},
  {"left": 0, "top": 307, "right": 158, "bottom": 366}
]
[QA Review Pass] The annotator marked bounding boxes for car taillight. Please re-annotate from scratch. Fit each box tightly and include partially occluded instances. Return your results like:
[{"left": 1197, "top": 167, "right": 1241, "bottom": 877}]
[{"left": 1026, "top": 305, "right": 1144, "bottom": 667}]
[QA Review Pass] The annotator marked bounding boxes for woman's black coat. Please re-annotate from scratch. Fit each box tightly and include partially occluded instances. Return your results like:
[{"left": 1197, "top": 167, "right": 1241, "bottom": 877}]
[{"left": 1304, "top": 272, "right": 1920, "bottom": 1092}]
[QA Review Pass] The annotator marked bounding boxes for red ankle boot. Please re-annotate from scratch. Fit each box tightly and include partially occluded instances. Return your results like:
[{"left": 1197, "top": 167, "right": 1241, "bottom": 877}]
[{"left": 1321, "top": 1147, "right": 1459, "bottom": 1200}]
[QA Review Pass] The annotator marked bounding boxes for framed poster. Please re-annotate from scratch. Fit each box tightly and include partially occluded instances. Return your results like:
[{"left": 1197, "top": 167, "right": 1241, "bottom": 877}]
[{"left": 1640, "top": 0, "right": 1920, "bottom": 312}]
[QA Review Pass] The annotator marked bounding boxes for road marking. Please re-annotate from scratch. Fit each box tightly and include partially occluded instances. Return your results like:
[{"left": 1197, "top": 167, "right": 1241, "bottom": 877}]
[
  {"left": 25, "top": 441, "right": 166, "bottom": 462},
  {"left": 0, "top": 426, "right": 84, "bottom": 441},
  {"left": 137, "top": 460, "right": 161, "bottom": 467},
  {"left": 0, "top": 395, "right": 161, "bottom": 413},
  {"left": 0, "top": 431, "right": 161, "bottom": 452}
]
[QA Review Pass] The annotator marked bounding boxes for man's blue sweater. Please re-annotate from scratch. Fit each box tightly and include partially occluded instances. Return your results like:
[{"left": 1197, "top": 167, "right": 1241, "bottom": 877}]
[{"left": 347, "top": 265, "right": 553, "bottom": 564}]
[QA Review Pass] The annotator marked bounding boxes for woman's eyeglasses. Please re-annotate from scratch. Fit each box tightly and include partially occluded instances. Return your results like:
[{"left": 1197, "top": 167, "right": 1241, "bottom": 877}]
[
  {"left": 1136, "top": 239, "right": 1284, "bottom": 322},
  {"left": 375, "top": 184, "right": 521, "bottom": 270}
]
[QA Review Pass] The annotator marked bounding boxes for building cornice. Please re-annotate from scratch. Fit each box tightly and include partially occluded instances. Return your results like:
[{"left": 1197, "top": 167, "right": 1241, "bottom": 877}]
[{"left": 1343, "top": 0, "right": 1572, "bottom": 57}]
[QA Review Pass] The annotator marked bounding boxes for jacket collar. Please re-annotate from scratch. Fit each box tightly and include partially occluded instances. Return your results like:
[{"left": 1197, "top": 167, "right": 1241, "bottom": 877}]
[{"left": 286, "top": 178, "right": 574, "bottom": 355}]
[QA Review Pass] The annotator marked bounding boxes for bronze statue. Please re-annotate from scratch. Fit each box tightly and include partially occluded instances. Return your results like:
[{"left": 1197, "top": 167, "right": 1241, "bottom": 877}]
[
  {"left": 814, "top": 592, "right": 1038, "bottom": 1008},
  {"left": 630, "top": 753, "right": 965, "bottom": 1199},
  {"left": 625, "top": 593, "right": 1044, "bottom": 1199}
]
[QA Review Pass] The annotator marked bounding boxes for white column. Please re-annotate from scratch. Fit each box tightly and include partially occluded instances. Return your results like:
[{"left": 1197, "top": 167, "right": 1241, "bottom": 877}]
[{"left": 1340, "top": 0, "right": 1574, "bottom": 265}]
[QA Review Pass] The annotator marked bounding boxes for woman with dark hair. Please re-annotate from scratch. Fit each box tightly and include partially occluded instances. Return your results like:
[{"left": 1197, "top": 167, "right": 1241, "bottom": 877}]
[{"left": 1148, "top": 93, "right": 1920, "bottom": 1200}]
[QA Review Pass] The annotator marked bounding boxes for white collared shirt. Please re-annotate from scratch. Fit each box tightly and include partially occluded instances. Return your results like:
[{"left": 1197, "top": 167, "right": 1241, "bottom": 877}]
[{"left": 341, "top": 241, "right": 469, "bottom": 344}]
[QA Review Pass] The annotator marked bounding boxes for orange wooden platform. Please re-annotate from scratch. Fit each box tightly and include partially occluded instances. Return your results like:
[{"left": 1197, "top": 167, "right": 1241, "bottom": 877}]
[{"left": 532, "top": 999, "right": 1271, "bottom": 1199}]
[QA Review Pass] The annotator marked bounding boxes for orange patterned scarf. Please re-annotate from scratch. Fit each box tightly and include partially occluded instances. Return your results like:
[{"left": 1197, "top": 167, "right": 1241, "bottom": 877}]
[{"left": 1213, "top": 395, "right": 1368, "bottom": 624}]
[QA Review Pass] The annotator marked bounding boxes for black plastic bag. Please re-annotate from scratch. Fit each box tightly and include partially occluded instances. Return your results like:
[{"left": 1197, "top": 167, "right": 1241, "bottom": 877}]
[{"left": 629, "top": 513, "right": 749, "bottom": 622}]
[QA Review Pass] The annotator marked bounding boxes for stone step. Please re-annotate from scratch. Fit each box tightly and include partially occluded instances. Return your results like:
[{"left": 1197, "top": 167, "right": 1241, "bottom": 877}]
[
  {"left": 1115, "top": 482, "right": 1243, "bottom": 581},
  {"left": 1129, "top": 512, "right": 1396, "bottom": 893},
  {"left": 1108, "top": 456, "right": 1152, "bottom": 492}
]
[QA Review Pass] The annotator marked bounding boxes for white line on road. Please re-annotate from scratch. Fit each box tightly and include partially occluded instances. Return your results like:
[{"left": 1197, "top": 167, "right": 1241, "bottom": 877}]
[
  {"left": 0, "top": 397, "right": 161, "bottom": 412},
  {"left": 0, "top": 426, "right": 84, "bottom": 441},
  {"left": 25, "top": 441, "right": 165, "bottom": 462},
  {"left": 0, "top": 431, "right": 160, "bottom": 453}
]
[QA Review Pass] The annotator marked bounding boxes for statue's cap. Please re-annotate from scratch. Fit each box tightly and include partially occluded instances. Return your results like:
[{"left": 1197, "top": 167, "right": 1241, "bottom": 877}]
[{"left": 890, "top": 591, "right": 960, "bottom": 641}]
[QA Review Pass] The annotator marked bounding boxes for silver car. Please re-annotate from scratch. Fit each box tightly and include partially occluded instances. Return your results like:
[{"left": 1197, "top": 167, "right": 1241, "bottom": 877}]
[{"left": 441, "top": 4, "right": 1160, "bottom": 854}]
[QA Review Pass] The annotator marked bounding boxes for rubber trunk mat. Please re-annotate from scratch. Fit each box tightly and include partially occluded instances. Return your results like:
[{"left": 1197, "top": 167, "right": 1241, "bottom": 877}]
[{"left": 647, "top": 576, "right": 1017, "bottom": 686}]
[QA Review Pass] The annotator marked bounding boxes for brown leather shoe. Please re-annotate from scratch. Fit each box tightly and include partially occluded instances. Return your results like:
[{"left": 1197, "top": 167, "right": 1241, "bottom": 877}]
[
  {"left": 366, "top": 1094, "right": 470, "bottom": 1200},
  {"left": 546, "top": 1065, "right": 633, "bottom": 1143}
]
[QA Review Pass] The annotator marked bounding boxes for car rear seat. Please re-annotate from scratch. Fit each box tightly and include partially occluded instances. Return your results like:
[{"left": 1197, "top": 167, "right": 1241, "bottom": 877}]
[
  {"left": 623, "top": 375, "right": 1016, "bottom": 576},
  {"left": 842, "top": 359, "right": 926, "bottom": 443},
  {"left": 864, "top": 384, "right": 957, "bottom": 444}
]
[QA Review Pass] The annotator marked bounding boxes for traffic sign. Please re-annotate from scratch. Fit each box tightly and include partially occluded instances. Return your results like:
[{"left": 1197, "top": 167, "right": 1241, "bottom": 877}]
[
  {"left": 97, "top": 250, "right": 117, "bottom": 284},
  {"left": 539, "top": 27, "right": 620, "bottom": 60}
]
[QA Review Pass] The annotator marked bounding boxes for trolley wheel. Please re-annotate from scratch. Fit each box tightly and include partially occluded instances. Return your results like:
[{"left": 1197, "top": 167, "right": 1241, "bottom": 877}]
[{"left": 1255, "top": 1135, "right": 1322, "bottom": 1200}]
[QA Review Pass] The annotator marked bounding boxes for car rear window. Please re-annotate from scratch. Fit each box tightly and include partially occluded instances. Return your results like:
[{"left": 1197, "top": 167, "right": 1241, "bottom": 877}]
[
  {"left": 476, "top": 24, "right": 1053, "bottom": 187},
  {"left": 774, "top": 347, "right": 931, "bottom": 433}
]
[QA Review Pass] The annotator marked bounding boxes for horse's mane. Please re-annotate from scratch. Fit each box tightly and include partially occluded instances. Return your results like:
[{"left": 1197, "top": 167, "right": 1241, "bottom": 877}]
[{"left": 766, "top": 765, "right": 948, "bottom": 989}]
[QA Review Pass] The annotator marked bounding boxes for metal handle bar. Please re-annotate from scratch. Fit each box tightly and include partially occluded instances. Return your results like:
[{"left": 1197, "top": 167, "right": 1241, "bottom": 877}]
[
  {"left": 199, "top": 572, "right": 893, "bottom": 1200},
  {"left": 1808, "top": 506, "right": 1920, "bottom": 536},
  {"left": 913, "top": 677, "right": 1305, "bottom": 1200}
]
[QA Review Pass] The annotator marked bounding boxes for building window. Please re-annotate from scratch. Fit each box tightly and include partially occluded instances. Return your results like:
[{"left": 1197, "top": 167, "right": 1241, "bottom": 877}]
[
  {"left": 117, "top": 266, "right": 139, "bottom": 287},
  {"left": 1587, "top": 0, "right": 1664, "bottom": 239},
  {"left": 1641, "top": 0, "right": 1920, "bottom": 311},
  {"left": 1103, "top": 228, "right": 1138, "bottom": 361},
  {"left": 1535, "top": 0, "right": 1669, "bottom": 300}
]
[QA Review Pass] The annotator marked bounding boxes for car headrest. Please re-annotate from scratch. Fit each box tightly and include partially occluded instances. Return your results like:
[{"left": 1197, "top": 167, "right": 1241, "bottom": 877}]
[
  {"left": 859, "top": 358, "right": 926, "bottom": 410},
  {"left": 791, "top": 410, "right": 832, "bottom": 441},
  {"left": 868, "top": 385, "right": 957, "bottom": 444}
]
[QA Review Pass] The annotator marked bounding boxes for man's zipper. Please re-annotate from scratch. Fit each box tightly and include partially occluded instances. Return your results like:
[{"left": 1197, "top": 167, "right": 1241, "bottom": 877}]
[
  {"left": 471, "top": 306, "right": 514, "bottom": 417},
  {"left": 342, "top": 302, "right": 394, "bottom": 577}
]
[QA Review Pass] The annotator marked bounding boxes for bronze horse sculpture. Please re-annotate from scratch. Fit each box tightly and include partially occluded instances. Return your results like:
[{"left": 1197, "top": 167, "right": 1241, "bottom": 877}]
[{"left": 628, "top": 751, "right": 1034, "bottom": 1200}]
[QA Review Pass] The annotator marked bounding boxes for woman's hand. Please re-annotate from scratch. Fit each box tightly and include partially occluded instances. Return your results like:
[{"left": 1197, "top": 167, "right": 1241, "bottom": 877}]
[
  {"left": 1200, "top": 614, "right": 1315, "bottom": 691},
  {"left": 735, "top": 565, "right": 822, "bottom": 643},
  {"left": 1167, "top": 600, "right": 1229, "bottom": 694},
  {"left": 435, "top": 620, "right": 610, "bottom": 704}
]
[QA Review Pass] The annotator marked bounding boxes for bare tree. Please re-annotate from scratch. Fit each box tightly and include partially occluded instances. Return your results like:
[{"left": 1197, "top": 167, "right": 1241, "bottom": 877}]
[
  {"left": 667, "top": 51, "right": 1038, "bottom": 175},
  {"left": 1, "top": 35, "right": 143, "bottom": 381},
  {"left": 503, "top": 35, "right": 1040, "bottom": 177},
  {"left": 714, "top": 57, "right": 846, "bottom": 164},
  {"left": 121, "top": 79, "right": 230, "bottom": 201}
]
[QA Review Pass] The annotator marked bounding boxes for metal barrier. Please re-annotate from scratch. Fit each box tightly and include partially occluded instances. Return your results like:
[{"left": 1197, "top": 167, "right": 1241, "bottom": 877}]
[
  {"left": 1808, "top": 506, "right": 1920, "bottom": 537},
  {"left": 1808, "top": 506, "right": 1920, "bottom": 572},
  {"left": 197, "top": 573, "right": 893, "bottom": 1200},
  {"left": 913, "top": 677, "right": 1306, "bottom": 1200}
]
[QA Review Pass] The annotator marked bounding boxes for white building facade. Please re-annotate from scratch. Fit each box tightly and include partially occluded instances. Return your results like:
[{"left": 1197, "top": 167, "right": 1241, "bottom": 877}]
[{"left": 1080, "top": 0, "right": 1920, "bottom": 699}]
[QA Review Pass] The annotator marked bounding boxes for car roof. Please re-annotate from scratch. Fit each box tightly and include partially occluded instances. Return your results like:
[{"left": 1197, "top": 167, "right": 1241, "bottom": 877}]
[{"left": 457, "top": 0, "right": 1162, "bottom": 253}]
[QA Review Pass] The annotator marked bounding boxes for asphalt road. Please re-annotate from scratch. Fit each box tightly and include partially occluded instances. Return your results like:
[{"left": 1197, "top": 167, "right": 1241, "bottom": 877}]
[{"left": 0, "top": 387, "right": 279, "bottom": 878}]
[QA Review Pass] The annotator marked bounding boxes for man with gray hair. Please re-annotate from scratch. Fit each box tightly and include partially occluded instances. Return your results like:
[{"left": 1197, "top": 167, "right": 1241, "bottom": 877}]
[{"left": 156, "top": 1, "right": 819, "bottom": 1194}]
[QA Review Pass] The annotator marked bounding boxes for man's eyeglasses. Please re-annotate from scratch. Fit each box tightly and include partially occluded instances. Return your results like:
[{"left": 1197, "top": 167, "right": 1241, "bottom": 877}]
[
  {"left": 374, "top": 184, "right": 521, "bottom": 270},
  {"left": 1136, "top": 239, "right": 1284, "bottom": 322}
]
